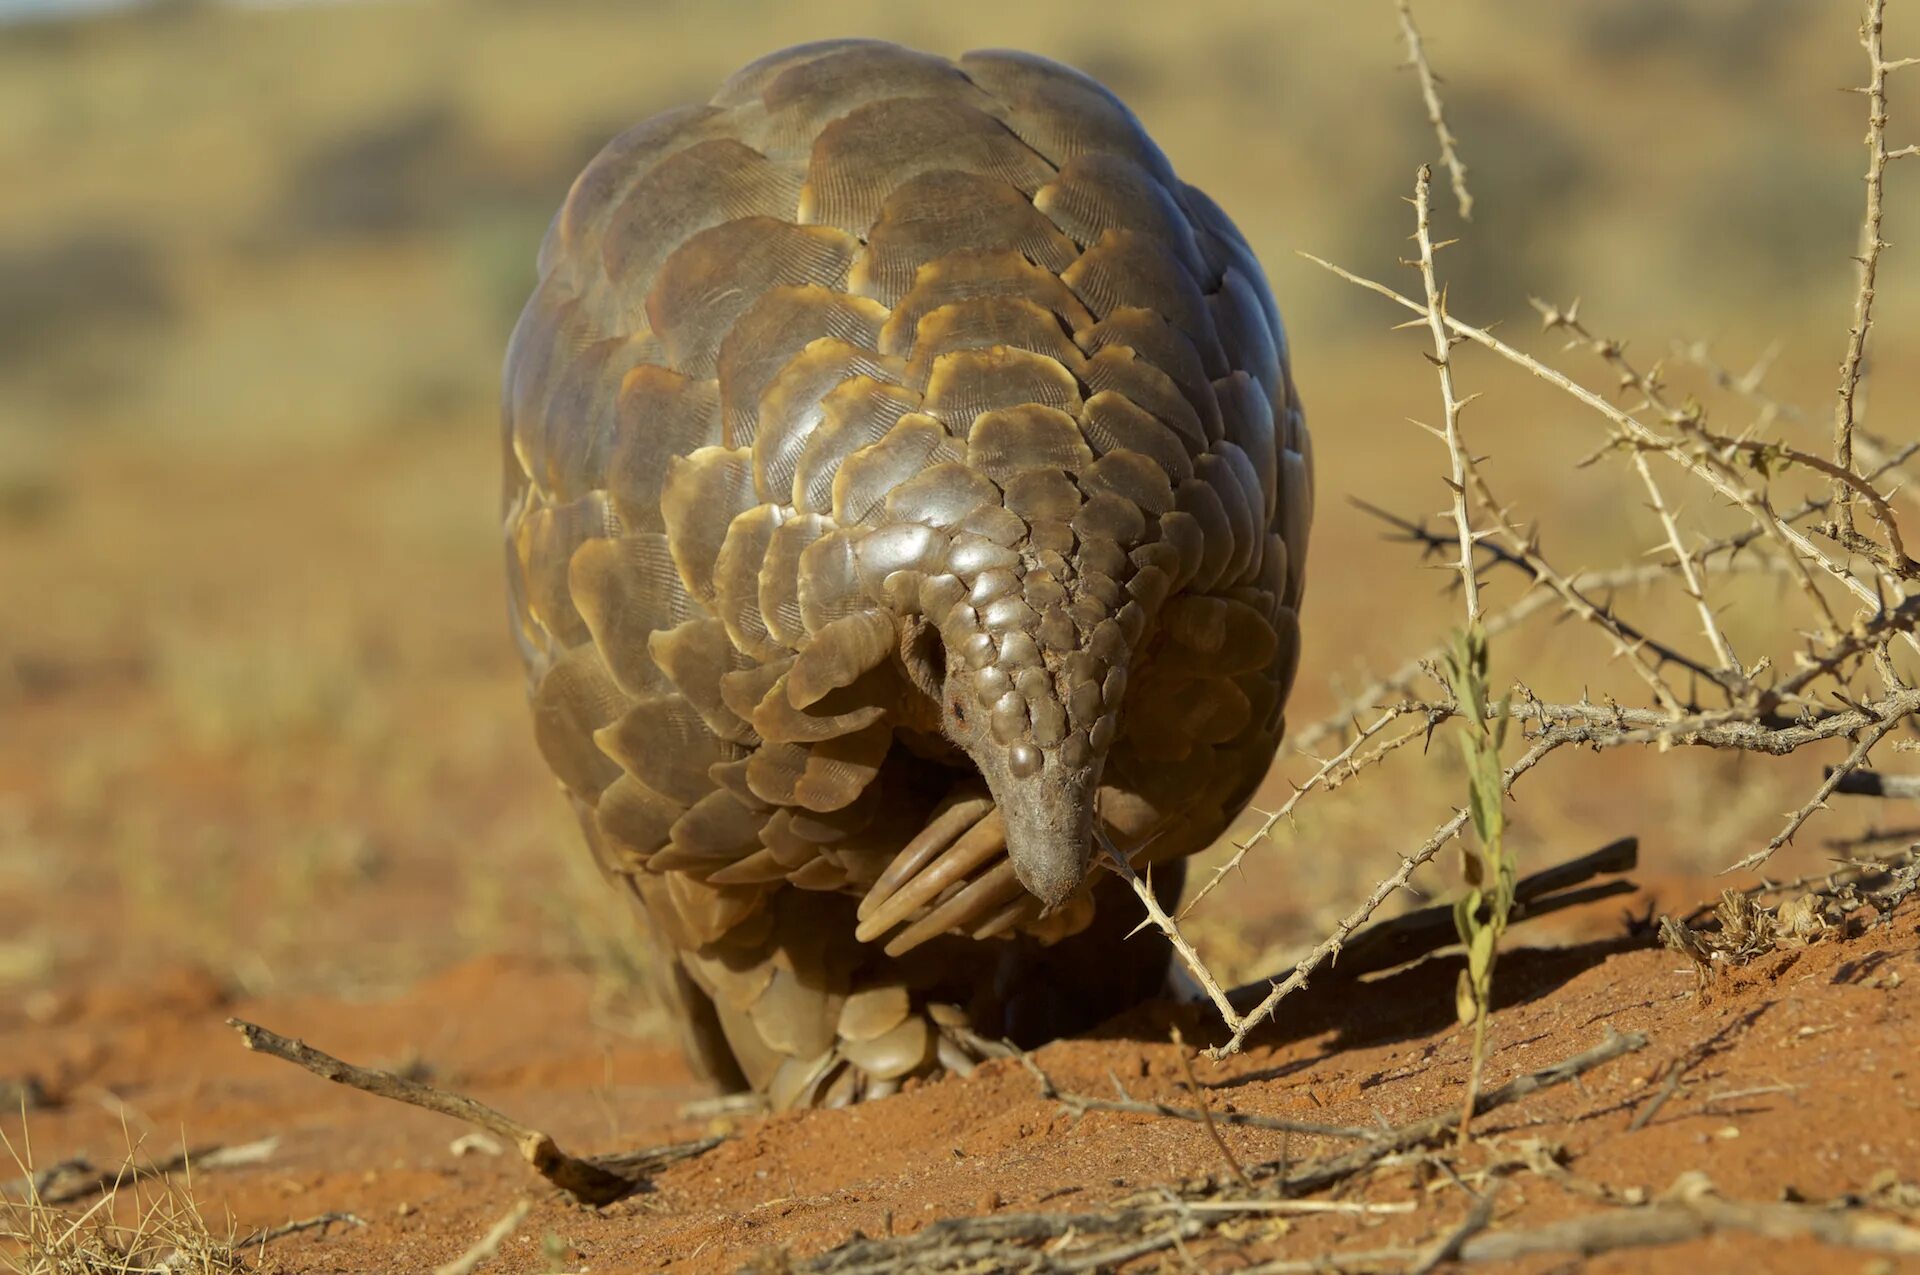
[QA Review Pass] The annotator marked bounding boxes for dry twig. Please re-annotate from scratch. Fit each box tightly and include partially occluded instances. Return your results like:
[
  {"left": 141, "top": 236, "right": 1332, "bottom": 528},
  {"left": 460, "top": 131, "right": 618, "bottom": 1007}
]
[
  {"left": 228, "top": 1019, "right": 720, "bottom": 1206},
  {"left": 803, "top": 1030, "right": 1646, "bottom": 1273}
]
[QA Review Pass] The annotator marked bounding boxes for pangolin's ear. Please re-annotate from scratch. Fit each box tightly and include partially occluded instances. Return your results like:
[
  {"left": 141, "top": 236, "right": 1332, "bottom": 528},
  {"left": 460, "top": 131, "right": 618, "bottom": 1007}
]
[{"left": 896, "top": 613, "right": 946, "bottom": 701}]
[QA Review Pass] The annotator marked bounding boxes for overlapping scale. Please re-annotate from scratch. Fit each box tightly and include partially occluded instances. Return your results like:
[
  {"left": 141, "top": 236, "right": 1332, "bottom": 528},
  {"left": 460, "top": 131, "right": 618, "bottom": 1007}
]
[
  {"left": 760, "top": 43, "right": 994, "bottom": 155},
  {"left": 801, "top": 99, "right": 1056, "bottom": 238},
  {"left": 712, "top": 505, "right": 791, "bottom": 662},
  {"left": 596, "top": 774, "right": 683, "bottom": 870},
  {"left": 607, "top": 366, "right": 723, "bottom": 531},
  {"left": 830, "top": 415, "right": 966, "bottom": 525},
  {"left": 530, "top": 645, "right": 629, "bottom": 798},
  {"left": 757, "top": 346, "right": 913, "bottom": 501},
  {"left": 555, "top": 105, "right": 725, "bottom": 274},
  {"left": 515, "top": 492, "right": 622, "bottom": 648},
  {"left": 1211, "top": 266, "right": 1282, "bottom": 399},
  {"left": 1080, "top": 391, "right": 1194, "bottom": 484},
  {"left": 759, "top": 514, "right": 835, "bottom": 648},
  {"left": 1213, "top": 371, "right": 1278, "bottom": 521},
  {"left": 570, "top": 533, "right": 704, "bottom": 697},
  {"left": 649, "top": 617, "right": 757, "bottom": 744},
  {"left": 902, "top": 297, "right": 1087, "bottom": 392},
  {"left": 789, "top": 610, "right": 899, "bottom": 708},
  {"left": 712, "top": 39, "right": 896, "bottom": 109},
  {"left": 750, "top": 668, "right": 890, "bottom": 744},
  {"left": 967, "top": 405, "right": 1094, "bottom": 482},
  {"left": 879, "top": 251, "right": 1094, "bottom": 359},
  {"left": 645, "top": 218, "right": 859, "bottom": 375},
  {"left": 1062, "top": 229, "right": 1221, "bottom": 371},
  {"left": 1036, "top": 152, "right": 1205, "bottom": 276},
  {"left": 660, "top": 446, "right": 757, "bottom": 605},
  {"left": 849, "top": 171, "right": 1078, "bottom": 306},
  {"left": 602, "top": 139, "right": 805, "bottom": 294},
  {"left": 792, "top": 379, "right": 925, "bottom": 515},
  {"left": 1076, "top": 308, "right": 1222, "bottom": 443},
  {"left": 923, "top": 346, "right": 1081, "bottom": 430},
  {"left": 1080, "top": 345, "right": 1208, "bottom": 449},
  {"left": 955, "top": 50, "right": 1176, "bottom": 183},
  {"left": 597, "top": 692, "right": 746, "bottom": 807},
  {"left": 718, "top": 287, "right": 888, "bottom": 446},
  {"left": 664, "top": 789, "right": 766, "bottom": 868},
  {"left": 746, "top": 720, "right": 892, "bottom": 812}
]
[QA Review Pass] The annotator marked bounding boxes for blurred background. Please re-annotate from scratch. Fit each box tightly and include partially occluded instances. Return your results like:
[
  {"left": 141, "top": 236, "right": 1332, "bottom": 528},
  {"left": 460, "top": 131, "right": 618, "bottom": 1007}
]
[{"left": 4, "top": 0, "right": 1917, "bottom": 1011}]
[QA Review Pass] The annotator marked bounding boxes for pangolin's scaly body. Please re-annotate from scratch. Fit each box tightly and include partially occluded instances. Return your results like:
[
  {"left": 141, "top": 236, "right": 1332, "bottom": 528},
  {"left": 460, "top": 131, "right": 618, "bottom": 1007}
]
[{"left": 503, "top": 40, "right": 1313, "bottom": 1108}]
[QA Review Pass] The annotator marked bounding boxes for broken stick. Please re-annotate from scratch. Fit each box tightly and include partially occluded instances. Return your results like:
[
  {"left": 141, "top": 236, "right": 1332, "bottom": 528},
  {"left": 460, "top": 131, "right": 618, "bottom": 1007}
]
[{"left": 227, "top": 1019, "right": 719, "bottom": 1206}]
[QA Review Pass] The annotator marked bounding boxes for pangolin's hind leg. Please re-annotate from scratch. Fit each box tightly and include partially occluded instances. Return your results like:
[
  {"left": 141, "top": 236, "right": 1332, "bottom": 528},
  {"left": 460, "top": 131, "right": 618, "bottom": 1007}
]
[
  {"left": 624, "top": 873, "right": 749, "bottom": 1093},
  {"left": 660, "top": 886, "right": 1012, "bottom": 1110}
]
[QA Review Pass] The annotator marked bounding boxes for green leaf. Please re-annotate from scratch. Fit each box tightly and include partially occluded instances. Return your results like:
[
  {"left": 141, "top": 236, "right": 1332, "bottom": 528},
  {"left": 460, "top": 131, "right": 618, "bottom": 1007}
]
[
  {"left": 1456, "top": 967, "right": 1478, "bottom": 1026},
  {"left": 1467, "top": 924, "right": 1498, "bottom": 981}
]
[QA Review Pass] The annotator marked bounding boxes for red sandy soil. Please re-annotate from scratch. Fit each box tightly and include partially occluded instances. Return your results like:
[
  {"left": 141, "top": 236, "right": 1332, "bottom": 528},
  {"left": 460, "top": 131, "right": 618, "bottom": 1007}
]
[{"left": 5, "top": 885, "right": 1918, "bottom": 1274}]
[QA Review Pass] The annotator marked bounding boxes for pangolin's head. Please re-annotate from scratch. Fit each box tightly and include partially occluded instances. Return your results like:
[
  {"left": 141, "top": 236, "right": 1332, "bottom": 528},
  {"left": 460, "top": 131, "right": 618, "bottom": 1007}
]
[{"left": 876, "top": 442, "right": 1182, "bottom": 909}]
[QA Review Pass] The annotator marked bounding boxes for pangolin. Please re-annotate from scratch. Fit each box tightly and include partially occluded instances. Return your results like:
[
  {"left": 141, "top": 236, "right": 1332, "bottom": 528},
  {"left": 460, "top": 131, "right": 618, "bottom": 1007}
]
[{"left": 502, "top": 39, "right": 1312, "bottom": 1109}]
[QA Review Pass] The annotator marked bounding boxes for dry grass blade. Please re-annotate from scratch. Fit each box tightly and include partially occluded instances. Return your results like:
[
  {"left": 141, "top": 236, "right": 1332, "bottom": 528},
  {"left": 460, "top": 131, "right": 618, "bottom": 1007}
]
[
  {"left": 241, "top": 1210, "right": 365, "bottom": 1246},
  {"left": 1, "top": 1124, "right": 250, "bottom": 1275},
  {"left": 23, "top": 1139, "right": 278, "bottom": 1208},
  {"left": 1278, "top": 1027, "right": 1647, "bottom": 1195},
  {"left": 1024, "top": 1066, "right": 1377, "bottom": 1140},
  {"left": 433, "top": 1199, "right": 532, "bottom": 1275},
  {"left": 1244, "top": 1178, "right": 1920, "bottom": 1269},
  {"left": 1170, "top": 1026, "right": 1249, "bottom": 1188}
]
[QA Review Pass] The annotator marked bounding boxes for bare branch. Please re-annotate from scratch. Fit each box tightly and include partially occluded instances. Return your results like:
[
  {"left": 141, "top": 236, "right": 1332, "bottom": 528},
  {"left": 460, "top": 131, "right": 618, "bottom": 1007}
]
[
  {"left": 1732, "top": 712, "right": 1904, "bottom": 872},
  {"left": 1826, "top": 767, "right": 1920, "bottom": 798}
]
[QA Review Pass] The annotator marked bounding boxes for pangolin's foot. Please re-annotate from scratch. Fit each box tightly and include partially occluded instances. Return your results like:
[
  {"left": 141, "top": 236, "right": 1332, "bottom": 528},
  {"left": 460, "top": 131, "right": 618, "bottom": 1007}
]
[{"left": 765, "top": 996, "right": 1016, "bottom": 1109}]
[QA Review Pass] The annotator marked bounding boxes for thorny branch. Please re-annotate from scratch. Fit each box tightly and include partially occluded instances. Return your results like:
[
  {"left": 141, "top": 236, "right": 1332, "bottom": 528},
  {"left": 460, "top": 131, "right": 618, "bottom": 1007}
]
[
  {"left": 1397, "top": 1, "right": 1473, "bottom": 220},
  {"left": 1210, "top": 736, "right": 1562, "bottom": 1059},
  {"left": 1410, "top": 163, "right": 1483, "bottom": 625},
  {"left": 1134, "top": 0, "right": 1920, "bottom": 1074},
  {"left": 1834, "top": 0, "right": 1917, "bottom": 527}
]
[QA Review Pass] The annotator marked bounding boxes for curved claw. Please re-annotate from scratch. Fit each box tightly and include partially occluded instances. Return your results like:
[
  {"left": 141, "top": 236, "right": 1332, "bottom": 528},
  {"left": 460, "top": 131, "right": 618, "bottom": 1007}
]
[{"left": 853, "top": 808, "right": 1005, "bottom": 943}]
